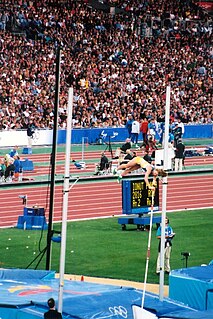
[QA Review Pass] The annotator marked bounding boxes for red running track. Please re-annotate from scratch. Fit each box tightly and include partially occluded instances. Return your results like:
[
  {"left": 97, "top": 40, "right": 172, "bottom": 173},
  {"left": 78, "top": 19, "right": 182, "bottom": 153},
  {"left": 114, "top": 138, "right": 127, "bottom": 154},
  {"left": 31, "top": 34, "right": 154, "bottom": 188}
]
[
  {"left": 0, "top": 174, "right": 213, "bottom": 228},
  {"left": 18, "top": 152, "right": 213, "bottom": 179}
]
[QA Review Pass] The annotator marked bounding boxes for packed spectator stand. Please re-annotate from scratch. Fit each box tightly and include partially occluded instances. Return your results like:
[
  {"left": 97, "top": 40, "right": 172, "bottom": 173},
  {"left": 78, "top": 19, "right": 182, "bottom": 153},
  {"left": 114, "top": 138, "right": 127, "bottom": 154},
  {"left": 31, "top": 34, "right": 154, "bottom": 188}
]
[{"left": 0, "top": 0, "right": 212, "bottom": 133}]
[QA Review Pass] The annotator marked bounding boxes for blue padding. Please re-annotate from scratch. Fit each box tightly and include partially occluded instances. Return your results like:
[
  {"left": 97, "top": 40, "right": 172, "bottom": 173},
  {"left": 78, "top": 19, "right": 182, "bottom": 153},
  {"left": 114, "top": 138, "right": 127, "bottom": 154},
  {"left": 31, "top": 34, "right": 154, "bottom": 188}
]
[
  {"left": 20, "top": 159, "right": 34, "bottom": 171},
  {"left": 57, "top": 127, "right": 130, "bottom": 144},
  {"left": 17, "top": 215, "right": 48, "bottom": 230},
  {"left": 171, "top": 266, "right": 213, "bottom": 283},
  {"left": 169, "top": 266, "right": 213, "bottom": 311},
  {"left": 57, "top": 125, "right": 213, "bottom": 144},
  {"left": 183, "top": 124, "right": 212, "bottom": 138},
  {"left": 17, "top": 306, "right": 44, "bottom": 319},
  {"left": 22, "top": 148, "right": 32, "bottom": 154},
  {"left": 0, "top": 269, "right": 55, "bottom": 280}
]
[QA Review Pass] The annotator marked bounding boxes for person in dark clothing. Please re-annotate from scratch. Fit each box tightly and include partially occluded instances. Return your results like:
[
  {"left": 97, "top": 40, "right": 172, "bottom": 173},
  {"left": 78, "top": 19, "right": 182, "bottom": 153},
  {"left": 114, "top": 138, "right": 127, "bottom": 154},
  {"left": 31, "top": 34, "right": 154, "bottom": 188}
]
[
  {"left": 119, "top": 150, "right": 136, "bottom": 165},
  {"left": 174, "top": 139, "right": 185, "bottom": 171},
  {"left": 44, "top": 298, "right": 62, "bottom": 319},
  {"left": 120, "top": 139, "right": 132, "bottom": 153},
  {"left": 173, "top": 123, "right": 182, "bottom": 148},
  {"left": 0, "top": 159, "right": 6, "bottom": 182},
  {"left": 113, "top": 138, "right": 131, "bottom": 159},
  {"left": 94, "top": 152, "right": 110, "bottom": 175},
  {"left": 4, "top": 156, "right": 15, "bottom": 182},
  {"left": 9, "top": 145, "right": 19, "bottom": 158},
  {"left": 140, "top": 135, "right": 157, "bottom": 161},
  {"left": 143, "top": 151, "right": 152, "bottom": 164},
  {"left": 27, "top": 122, "right": 35, "bottom": 147},
  {"left": 99, "top": 152, "right": 109, "bottom": 171},
  {"left": 27, "top": 125, "right": 35, "bottom": 138},
  {"left": 125, "top": 114, "right": 133, "bottom": 138}
]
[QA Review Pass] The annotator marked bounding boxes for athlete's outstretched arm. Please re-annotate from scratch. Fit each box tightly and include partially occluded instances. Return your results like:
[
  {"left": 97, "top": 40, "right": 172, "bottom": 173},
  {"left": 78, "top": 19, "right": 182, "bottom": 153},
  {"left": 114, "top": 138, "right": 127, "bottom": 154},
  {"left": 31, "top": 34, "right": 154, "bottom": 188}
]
[{"left": 144, "top": 165, "right": 155, "bottom": 190}]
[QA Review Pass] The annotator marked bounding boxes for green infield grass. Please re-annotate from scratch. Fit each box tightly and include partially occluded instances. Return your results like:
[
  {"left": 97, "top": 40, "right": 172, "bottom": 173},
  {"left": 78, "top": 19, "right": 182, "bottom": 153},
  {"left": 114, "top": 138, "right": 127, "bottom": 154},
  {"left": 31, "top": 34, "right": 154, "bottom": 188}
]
[{"left": 0, "top": 208, "right": 212, "bottom": 285}]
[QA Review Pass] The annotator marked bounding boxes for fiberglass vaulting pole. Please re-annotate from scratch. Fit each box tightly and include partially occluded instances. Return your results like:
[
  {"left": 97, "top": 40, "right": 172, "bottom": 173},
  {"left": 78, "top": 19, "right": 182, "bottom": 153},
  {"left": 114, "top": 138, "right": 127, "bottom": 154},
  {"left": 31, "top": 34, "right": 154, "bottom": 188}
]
[
  {"left": 159, "top": 85, "right": 171, "bottom": 301},
  {"left": 46, "top": 46, "right": 61, "bottom": 270},
  {"left": 141, "top": 190, "right": 155, "bottom": 310},
  {"left": 58, "top": 87, "right": 73, "bottom": 313}
]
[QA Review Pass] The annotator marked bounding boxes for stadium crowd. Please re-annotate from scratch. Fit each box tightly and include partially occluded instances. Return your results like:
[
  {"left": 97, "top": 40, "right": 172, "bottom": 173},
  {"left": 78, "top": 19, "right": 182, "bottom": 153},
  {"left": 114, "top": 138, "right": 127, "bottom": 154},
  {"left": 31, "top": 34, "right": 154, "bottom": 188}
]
[{"left": 0, "top": 0, "right": 212, "bottom": 132}]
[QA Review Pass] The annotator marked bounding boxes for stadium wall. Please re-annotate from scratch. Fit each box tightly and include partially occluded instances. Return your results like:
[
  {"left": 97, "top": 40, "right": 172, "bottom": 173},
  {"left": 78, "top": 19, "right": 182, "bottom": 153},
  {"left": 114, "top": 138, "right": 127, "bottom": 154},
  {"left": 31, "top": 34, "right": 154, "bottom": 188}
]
[{"left": 0, "top": 124, "right": 212, "bottom": 147}]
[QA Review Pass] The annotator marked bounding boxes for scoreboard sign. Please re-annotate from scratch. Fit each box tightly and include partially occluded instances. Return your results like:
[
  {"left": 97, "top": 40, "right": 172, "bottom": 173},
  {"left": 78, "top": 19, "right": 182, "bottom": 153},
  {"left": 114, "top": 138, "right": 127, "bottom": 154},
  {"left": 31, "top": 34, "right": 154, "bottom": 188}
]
[{"left": 122, "top": 178, "right": 159, "bottom": 215}]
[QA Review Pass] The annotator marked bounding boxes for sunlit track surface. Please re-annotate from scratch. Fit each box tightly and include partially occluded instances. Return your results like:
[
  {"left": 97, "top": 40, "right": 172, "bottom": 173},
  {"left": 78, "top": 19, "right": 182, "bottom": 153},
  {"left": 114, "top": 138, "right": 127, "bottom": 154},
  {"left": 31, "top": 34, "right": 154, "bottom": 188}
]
[
  {"left": 0, "top": 174, "right": 213, "bottom": 228},
  {"left": 165, "top": 176, "right": 213, "bottom": 210},
  {"left": 19, "top": 152, "right": 213, "bottom": 179},
  {"left": 184, "top": 156, "right": 213, "bottom": 166},
  {"left": 22, "top": 151, "right": 213, "bottom": 164}
]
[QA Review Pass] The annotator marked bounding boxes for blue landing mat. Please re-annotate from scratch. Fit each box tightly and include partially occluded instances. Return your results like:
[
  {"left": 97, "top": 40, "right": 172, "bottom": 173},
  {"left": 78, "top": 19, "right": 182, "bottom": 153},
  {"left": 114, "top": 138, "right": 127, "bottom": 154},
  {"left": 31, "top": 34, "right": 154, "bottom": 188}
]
[{"left": 1, "top": 269, "right": 213, "bottom": 319}]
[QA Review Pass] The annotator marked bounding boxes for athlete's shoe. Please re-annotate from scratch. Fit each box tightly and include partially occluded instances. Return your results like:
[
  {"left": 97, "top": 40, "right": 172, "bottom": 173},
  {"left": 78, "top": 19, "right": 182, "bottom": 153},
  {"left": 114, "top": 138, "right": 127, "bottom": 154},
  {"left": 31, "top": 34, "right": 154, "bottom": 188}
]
[
  {"left": 113, "top": 168, "right": 117, "bottom": 175},
  {"left": 117, "top": 175, "right": 122, "bottom": 183}
]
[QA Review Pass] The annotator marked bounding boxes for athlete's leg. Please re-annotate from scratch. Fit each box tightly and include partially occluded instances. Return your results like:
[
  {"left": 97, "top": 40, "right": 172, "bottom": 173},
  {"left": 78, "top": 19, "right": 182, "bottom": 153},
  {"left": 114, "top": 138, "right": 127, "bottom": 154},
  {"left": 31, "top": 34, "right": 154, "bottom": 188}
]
[
  {"left": 117, "top": 163, "right": 128, "bottom": 171},
  {"left": 165, "top": 246, "right": 171, "bottom": 272},
  {"left": 121, "top": 164, "right": 140, "bottom": 176}
]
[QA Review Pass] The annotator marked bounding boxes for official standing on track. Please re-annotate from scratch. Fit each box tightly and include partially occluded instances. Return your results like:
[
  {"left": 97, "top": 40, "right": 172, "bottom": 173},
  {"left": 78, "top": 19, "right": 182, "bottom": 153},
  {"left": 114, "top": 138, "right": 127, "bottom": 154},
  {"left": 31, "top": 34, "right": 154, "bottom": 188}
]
[
  {"left": 27, "top": 121, "right": 35, "bottom": 148},
  {"left": 174, "top": 139, "right": 185, "bottom": 171}
]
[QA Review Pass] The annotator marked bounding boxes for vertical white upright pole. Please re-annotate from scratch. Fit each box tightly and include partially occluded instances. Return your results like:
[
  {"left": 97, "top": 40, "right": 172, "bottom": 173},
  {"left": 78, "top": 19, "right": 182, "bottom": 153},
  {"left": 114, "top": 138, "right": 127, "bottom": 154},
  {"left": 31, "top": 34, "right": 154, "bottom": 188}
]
[
  {"left": 58, "top": 87, "right": 73, "bottom": 313},
  {"left": 159, "top": 85, "right": 170, "bottom": 301},
  {"left": 82, "top": 137, "right": 84, "bottom": 162}
]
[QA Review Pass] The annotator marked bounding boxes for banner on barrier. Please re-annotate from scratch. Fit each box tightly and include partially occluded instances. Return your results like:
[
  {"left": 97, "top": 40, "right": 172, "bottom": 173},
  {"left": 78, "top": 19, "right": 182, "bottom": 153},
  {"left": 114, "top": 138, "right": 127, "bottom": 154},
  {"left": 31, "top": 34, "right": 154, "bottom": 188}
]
[{"left": 0, "top": 125, "right": 212, "bottom": 147}]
